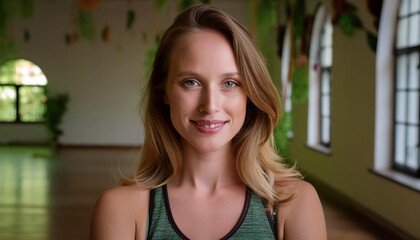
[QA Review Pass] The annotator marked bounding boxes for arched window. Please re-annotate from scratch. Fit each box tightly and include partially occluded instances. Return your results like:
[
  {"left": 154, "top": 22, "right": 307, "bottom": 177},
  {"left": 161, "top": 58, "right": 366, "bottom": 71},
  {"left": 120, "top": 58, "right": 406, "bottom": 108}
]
[
  {"left": 0, "top": 59, "right": 47, "bottom": 123},
  {"left": 394, "top": 0, "right": 419, "bottom": 177},
  {"left": 375, "top": 0, "right": 420, "bottom": 189},
  {"left": 307, "top": 4, "right": 333, "bottom": 153}
]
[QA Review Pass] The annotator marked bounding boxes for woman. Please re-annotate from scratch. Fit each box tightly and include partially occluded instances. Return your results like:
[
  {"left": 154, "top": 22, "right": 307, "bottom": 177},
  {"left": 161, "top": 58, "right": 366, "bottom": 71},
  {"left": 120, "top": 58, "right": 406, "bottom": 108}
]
[{"left": 90, "top": 4, "right": 326, "bottom": 240}]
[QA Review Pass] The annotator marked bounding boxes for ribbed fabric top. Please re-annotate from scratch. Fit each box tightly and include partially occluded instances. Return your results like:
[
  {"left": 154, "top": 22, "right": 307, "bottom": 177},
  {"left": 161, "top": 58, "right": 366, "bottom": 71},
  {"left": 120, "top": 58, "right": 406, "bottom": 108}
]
[{"left": 147, "top": 185, "right": 277, "bottom": 240}]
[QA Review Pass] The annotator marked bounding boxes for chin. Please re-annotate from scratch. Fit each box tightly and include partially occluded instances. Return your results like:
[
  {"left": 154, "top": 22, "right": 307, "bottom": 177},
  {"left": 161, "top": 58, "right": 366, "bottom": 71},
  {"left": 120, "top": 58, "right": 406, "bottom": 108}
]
[{"left": 191, "top": 141, "right": 231, "bottom": 153}]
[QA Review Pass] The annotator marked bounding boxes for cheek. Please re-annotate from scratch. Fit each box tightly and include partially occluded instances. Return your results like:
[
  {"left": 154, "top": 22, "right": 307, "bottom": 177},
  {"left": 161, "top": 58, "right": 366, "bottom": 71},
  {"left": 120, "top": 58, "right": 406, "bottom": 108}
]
[
  {"left": 229, "top": 95, "right": 248, "bottom": 121},
  {"left": 167, "top": 93, "right": 196, "bottom": 125},
  {"left": 168, "top": 92, "right": 195, "bottom": 112}
]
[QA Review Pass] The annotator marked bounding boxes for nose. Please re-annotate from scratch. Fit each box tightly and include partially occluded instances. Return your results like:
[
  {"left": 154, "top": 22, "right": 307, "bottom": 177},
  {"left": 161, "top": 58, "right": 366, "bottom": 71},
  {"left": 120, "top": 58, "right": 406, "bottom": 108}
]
[{"left": 198, "top": 86, "right": 221, "bottom": 114}]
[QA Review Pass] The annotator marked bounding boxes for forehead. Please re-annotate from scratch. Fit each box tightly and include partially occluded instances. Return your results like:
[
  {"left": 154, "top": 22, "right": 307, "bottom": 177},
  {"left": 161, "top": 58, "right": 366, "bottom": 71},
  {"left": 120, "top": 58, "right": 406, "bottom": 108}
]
[{"left": 169, "top": 29, "right": 237, "bottom": 68}]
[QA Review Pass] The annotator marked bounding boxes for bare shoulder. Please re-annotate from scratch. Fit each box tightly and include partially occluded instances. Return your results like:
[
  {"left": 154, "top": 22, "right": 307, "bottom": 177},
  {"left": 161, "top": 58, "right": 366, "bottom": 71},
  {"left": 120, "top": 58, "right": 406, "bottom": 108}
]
[
  {"left": 286, "top": 179, "right": 319, "bottom": 200},
  {"left": 90, "top": 186, "right": 150, "bottom": 240},
  {"left": 277, "top": 180, "right": 327, "bottom": 240},
  {"left": 96, "top": 185, "right": 150, "bottom": 206}
]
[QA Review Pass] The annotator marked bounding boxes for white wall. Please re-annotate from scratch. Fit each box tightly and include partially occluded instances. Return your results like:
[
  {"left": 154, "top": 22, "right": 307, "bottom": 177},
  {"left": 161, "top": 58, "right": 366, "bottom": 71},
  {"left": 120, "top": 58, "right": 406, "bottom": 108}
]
[{"left": 0, "top": 0, "right": 251, "bottom": 146}]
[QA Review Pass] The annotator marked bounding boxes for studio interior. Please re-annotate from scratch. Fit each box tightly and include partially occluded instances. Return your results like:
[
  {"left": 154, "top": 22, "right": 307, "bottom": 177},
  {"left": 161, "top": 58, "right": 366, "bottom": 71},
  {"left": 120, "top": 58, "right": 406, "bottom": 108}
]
[{"left": 0, "top": 0, "right": 419, "bottom": 239}]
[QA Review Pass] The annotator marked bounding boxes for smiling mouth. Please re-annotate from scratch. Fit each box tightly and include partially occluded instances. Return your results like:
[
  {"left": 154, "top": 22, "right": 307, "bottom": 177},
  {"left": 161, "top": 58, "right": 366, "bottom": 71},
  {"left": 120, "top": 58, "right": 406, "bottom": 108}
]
[
  {"left": 191, "top": 120, "right": 227, "bottom": 129},
  {"left": 197, "top": 123, "right": 224, "bottom": 129}
]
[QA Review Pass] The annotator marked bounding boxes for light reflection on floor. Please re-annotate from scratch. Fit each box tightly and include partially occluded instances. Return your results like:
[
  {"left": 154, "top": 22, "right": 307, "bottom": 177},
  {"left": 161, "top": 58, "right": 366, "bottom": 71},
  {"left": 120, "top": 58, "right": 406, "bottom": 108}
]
[
  {"left": 0, "top": 146, "right": 137, "bottom": 240},
  {"left": 0, "top": 147, "right": 51, "bottom": 240}
]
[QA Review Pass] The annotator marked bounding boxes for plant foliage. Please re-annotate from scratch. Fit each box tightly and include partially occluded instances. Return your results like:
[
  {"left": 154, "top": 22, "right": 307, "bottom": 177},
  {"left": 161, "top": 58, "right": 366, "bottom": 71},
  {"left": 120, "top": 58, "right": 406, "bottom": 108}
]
[{"left": 43, "top": 93, "right": 70, "bottom": 144}]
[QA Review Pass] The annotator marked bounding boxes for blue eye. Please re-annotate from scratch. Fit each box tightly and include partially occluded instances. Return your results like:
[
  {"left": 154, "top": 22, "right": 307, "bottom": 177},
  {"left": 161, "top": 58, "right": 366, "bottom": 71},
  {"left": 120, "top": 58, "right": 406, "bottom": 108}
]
[
  {"left": 223, "top": 80, "right": 238, "bottom": 88},
  {"left": 182, "top": 79, "right": 199, "bottom": 87}
]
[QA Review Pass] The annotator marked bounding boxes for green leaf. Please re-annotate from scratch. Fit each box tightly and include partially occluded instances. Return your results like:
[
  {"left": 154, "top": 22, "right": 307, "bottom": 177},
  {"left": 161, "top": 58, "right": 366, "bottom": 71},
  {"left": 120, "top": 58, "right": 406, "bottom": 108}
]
[
  {"left": 366, "top": 30, "right": 377, "bottom": 52},
  {"left": 338, "top": 11, "right": 363, "bottom": 36},
  {"left": 274, "top": 112, "right": 294, "bottom": 166},
  {"left": 44, "top": 93, "right": 70, "bottom": 143},
  {"left": 0, "top": 39, "right": 17, "bottom": 62},
  {"left": 291, "top": 65, "right": 309, "bottom": 103},
  {"left": 0, "top": 0, "right": 12, "bottom": 38},
  {"left": 155, "top": 0, "right": 166, "bottom": 11},
  {"left": 20, "top": 0, "right": 34, "bottom": 19},
  {"left": 78, "top": 9, "right": 96, "bottom": 41},
  {"left": 292, "top": 0, "right": 306, "bottom": 41},
  {"left": 126, "top": 10, "right": 136, "bottom": 30}
]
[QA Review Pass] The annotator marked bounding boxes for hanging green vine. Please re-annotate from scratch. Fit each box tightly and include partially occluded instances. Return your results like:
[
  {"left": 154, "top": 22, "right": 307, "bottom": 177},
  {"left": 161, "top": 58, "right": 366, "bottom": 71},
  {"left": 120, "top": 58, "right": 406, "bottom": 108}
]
[
  {"left": 126, "top": 9, "right": 136, "bottom": 30},
  {"left": 270, "top": 0, "right": 313, "bottom": 165},
  {"left": 252, "top": 0, "right": 302, "bottom": 165},
  {"left": 78, "top": 9, "right": 96, "bottom": 41},
  {"left": 332, "top": 0, "right": 383, "bottom": 52},
  {"left": 0, "top": 0, "right": 34, "bottom": 61},
  {"left": 255, "top": 0, "right": 277, "bottom": 60},
  {"left": 144, "top": 0, "right": 212, "bottom": 72}
]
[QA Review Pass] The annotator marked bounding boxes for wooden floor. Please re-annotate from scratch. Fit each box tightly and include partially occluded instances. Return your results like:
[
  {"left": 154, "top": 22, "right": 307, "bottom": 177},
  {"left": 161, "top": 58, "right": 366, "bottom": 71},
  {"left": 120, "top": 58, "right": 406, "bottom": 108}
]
[{"left": 0, "top": 146, "right": 407, "bottom": 240}]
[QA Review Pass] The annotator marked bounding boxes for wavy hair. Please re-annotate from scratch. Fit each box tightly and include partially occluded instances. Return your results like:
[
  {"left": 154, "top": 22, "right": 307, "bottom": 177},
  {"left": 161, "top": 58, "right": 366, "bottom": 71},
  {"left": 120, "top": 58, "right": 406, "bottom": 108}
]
[{"left": 121, "top": 4, "right": 301, "bottom": 208}]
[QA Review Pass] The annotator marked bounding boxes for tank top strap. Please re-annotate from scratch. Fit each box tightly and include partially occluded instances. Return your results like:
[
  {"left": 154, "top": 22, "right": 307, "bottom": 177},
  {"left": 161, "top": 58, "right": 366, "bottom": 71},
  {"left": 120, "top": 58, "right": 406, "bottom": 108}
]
[
  {"left": 227, "top": 190, "right": 277, "bottom": 239},
  {"left": 147, "top": 185, "right": 277, "bottom": 240},
  {"left": 147, "top": 186, "right": 182, "bottom": 239}
]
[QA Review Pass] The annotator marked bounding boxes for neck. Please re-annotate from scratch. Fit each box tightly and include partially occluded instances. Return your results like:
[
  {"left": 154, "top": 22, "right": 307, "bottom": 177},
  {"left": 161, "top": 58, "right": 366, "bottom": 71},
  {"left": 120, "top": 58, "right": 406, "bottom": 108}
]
[{"left": 171, "top": 143, "right": 243, "bottom": 193}]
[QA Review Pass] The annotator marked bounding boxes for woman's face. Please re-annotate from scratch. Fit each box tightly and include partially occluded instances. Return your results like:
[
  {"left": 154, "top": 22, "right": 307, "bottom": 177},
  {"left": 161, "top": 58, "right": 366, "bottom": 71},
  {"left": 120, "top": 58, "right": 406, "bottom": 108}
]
[{"left": 164, "top": 29, "right": 247, "bottom": 154}]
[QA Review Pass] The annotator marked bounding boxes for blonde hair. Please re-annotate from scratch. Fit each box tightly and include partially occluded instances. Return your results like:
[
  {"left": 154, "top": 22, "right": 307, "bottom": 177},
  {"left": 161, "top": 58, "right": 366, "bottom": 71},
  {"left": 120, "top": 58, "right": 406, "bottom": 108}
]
[{"left": 121, "top": 4, "right": 301, "bottom": 208}]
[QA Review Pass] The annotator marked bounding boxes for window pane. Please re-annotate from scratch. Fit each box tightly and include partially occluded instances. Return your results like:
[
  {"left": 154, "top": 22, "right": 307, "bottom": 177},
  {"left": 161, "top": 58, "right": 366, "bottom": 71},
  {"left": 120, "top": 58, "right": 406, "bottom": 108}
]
[
  {"left": 410, "top": 0, "right": 420, "bottom": 13},
  {"left": 19, "top": 86, "right": 46, "bottom": 122},
  {"left": 396, "top": 55, "right": 407, "bottom": 89},
  {"left": 321, "top": 47, "right": 332, "bottom": 67},
  {"left": 15, "top": 60, "right": 47, "bottom": 86},
  {"left": 407, "top": 126, "right": 418, "bottom": 150},
  {"left": 322, "top": 19, "right": 333, "bottom": 46},
  {"left": 394, "top": 124, "right": 406, "bottom": 165},
  {"left": 407, "top": 91, "right": 419, "bottom": 124},
  {"left": 321, "top": 72, "right": 330, "bottom": 94},
  {"left": 408, "top": 52, "right": 419, "bottom": 89},
  {"left": 406, "top": 148, "right": 418, "bottom": 170},
  {"left": 321, "top": 117, "right": 330, "bottom": 144},
  {"left": 0, "top": 86, "right": 16, "bottom": 121},
  {"left": 406, "top": 126, "right": 418, "bottom": 169},
  {"left": 321, "top": 95, "right": 330, "bottom": 116},
  {"left": 397, "top": 18, "right": 409, "bottom": 48},
  {"left": 395, "top": 91, "right": 407, "bottom": 122},
  {"left": 0, "top": 59, "right": 48, "bottom": 86},
  {"left": 0, "top": 61, "right": 17, "bottom": 84},
  {"left": 408, "top": 14, "right": 420, "bottom": 46},
  {"left": 399, "top": 0, "right": 409, "bottom": 16}
]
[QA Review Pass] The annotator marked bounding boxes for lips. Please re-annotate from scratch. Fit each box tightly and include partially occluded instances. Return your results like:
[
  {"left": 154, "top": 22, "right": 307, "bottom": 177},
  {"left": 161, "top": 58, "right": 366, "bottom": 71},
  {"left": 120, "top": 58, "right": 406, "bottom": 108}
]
[{"left": 191, "top": 120, "right": 227, "bottom": 133}]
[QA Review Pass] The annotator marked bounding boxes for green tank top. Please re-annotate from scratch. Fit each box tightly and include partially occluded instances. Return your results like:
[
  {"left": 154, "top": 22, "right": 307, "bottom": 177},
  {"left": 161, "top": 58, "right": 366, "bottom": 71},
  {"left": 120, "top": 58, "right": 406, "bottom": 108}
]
[{"left": 147, "top": 185, "right": 277, "bottom": 239}]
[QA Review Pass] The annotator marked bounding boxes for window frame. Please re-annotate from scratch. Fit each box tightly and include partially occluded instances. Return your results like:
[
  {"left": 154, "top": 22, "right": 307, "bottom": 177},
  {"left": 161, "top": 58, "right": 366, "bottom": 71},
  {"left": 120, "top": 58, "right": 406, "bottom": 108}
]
[
  {"left": 392, "top": 0, "right": 420, "bottom": 177},
  {"left": 307, "top": 4, "right": 333, "bottom": 154},
  {"left": 0, "top": 59, "right": 47, "bottom": 124},
  {"left": 373, "top": 0, "right": 420, "bottom": 191}
]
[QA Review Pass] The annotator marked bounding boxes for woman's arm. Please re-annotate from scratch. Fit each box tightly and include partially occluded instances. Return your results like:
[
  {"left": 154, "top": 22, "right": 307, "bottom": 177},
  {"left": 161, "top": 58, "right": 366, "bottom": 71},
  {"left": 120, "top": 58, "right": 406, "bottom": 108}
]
[
  {"left": 90, "top": 187, "right": 149, "bottom": 240},
  {"left": 278, "top": 181, "right": 327, "bottom": 240}
]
